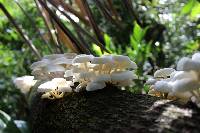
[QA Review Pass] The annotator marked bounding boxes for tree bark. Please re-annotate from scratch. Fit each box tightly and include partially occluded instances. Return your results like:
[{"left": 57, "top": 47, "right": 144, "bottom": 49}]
[{"left": 30, "top": 86, "right": 200, "bottom": 133}]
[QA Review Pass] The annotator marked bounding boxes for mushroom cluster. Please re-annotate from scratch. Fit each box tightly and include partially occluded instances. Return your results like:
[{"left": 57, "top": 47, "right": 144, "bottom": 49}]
[
  {"left": 147, "top": 52, "right": 200, "bottom": 106},
  {"left": 14, "top": 53, "right": 138, "bottom": 99}
]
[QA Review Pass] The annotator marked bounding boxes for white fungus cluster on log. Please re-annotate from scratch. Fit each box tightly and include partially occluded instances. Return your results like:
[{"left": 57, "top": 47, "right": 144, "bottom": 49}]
[
  {"left": 14, "top": 53, "right": 138, "bottom": 99},
  {"left": 147, "top": 52, "right": 200, "bottom": 107}
]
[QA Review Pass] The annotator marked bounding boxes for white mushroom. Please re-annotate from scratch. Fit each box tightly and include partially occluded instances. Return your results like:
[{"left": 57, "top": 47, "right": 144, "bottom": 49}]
[
  {"left": 171, "top": 78, "right": 200, "bottom": 93},
  {"left": 90, "top": 57, "right": 113, "bottom": 74},
  {"left": 86, "top": 82, "right": 106, "bottom": 91},
  {"left": 154, "top": 80, "right": 173, "bottom": 93},
  {"left": 154, "top": 68, "right": 175, "bottom": 79},
  {"left": 64, "top": 70, "right": 73, "bottom": 78},
  {"left": 42, "top": 54, "right": 64, "bottom": 60},
  {"left": 44, "top": 65, "right": 66, "bottom": 73},
  {"left": 72, "top": 54, "right": 94, "bottom": 70},
  {"left": 92, "top": 74, "right": 111, "bottom": 82},
  {"left": 117, "top": 80, "right": 135, "bottom": 87},
  {"left": 177, "top": 57, "right": 200, "bottom": 71},
  {"left": 30, "top": 59, "right": 50, "bottom": 70},
  {"left": 64, "top": 53, "right": 77, "bottom": 59},
  {"left": 112, "top": 55, "right": 137, "bottom": 70},
  {"left": 38, "top": 78, "right": 72, "bottom": 93},
  {"left": 74, "top": 72, "right": 96, "bottom": 92},
  {"left": 13, "top": 76, "right": 37, "bottom": 94},
  {"left": 146, "top": 78, "right": 157, "bottom": 85},
  {"left": 192, "top": 52, "right": 200, "bottom": 62},
  {"left": 52, "top": 57, "right": 73, "bottom": 65},
  {"left": 111, "top": 71, "right": 137, "bottom": 81}
]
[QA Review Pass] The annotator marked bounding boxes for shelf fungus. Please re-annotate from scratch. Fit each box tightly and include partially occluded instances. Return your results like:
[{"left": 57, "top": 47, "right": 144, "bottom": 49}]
[
  {"left": 147, "top": 52, "right": 200, "bottom": 106},
  {"left": 14, "top": 53, "right": 138, "bottom": 100}
]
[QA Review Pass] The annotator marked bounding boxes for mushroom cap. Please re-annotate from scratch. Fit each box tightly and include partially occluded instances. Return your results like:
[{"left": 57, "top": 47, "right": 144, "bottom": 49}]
[
  {"left": 171, "top": 78, "right": 200, "bottom": 93},
  {"left": 38, "top": 78, "right": 72, "bottom": 92},
  {"left": 64, "top": 53, "right": 77, "bottom": 59},
  {"left": 30, "top": 59, "right": 50, "bottom": 70},
  {"left": 44, "top": 65, "right": 66, "bottom": 73},
  {"left": 154, "top": 68, "right": 175, "bottom": 78},
  {"left": 64, "top": 70, "right": 73, "bottom": 78},
  {"left": 171, "top": 71, "right": 198, "bottom": 81},
  {"left": 117, "top": 80, "right": 135, "bottom": 86},
  {"left": 52, "top": 57, "right": 73, "bottom": 65},
  {"left": 146, "top": 78, "right": 157, "bottom": 85},
  {"left": 154, "top": 80, "right": 172, "bottom": 93},
  {"left": 78, "top": 72, "right": 96, "bottom": 80},
  {"left": 72, "top": 54, "right": 94, "bottom": 63},
  {"left": 112, "top": 55, "right": 131, "bottom": 62},
  {"left": 192, "top": 52, "right": 200, "bottom": 62},
  {"left": 91, "top": 57, "right": 113, "bottom": 64},
  {"left": 14, "top": 76, "right": 37, "bottom": 94},
  {"left": 86, "top": 82, "right": 106, "bottom": 91},
  {"left": 52, "top": 78, "right": 73, "bottom": 87},
  {"left": 92, "top": 74, "right": 111, "bottom": 82},
  {"left": 111, "top": 71, "right": 137, "bottom": 81},
  {"left": 128, "top": 61, "right": 138, "bottom": 69},
  {"left": 42, "top": 54, "right": 64, "bottom": 60},
  {"left": 177, "top": 57, "right": 200, "bottom": 71},
  {"left": 38, "top": 81, "right": 56, "bottom": 92}
]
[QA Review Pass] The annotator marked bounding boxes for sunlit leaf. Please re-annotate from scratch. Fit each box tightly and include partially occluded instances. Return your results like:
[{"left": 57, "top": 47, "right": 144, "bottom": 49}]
[
  {"left": 181, "top": 0, "right": 195, "bottom": 14},
  {"left": 133, "top": 21, "right": 143, "bottom": 42},
  {"left": 130, "top": 36, "right": 138, "bottom": 50},
  {"left": 92, "top": 44, "right": 102, "bottom": 56},
  {"left": 190, "top": 1, "right": 200, "bottom": 20},
  {"left": 104, "top": 33, "right": 115, "bottom": 53}
]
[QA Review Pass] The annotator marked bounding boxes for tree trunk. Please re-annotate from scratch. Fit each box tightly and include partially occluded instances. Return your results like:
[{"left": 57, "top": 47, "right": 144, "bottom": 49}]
[{"left": 30, "top": 86, "right": 200, "bottom": 133}]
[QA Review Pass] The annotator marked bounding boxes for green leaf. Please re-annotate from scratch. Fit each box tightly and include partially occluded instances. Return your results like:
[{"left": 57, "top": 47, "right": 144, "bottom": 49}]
[
  {"left": 0, "top": 110, "right": 21, "bottom": 133},
  {"left": 181, "top": 0, "right": 195, "bottom": 14},
  {"left": 130, "top": 36, "right": 138, "bottom": 50},
  {"left": 103, "top": 34, "right": 115, "bottom": 53},
  {"left": 133, "top": 21, "right": 143, "bottom": 42},
  {"left": 92, "top": 44, "right": 103, "bottom": 56},
  {"left": 190, "top": 1, "right": 200, "bottom": 20}
]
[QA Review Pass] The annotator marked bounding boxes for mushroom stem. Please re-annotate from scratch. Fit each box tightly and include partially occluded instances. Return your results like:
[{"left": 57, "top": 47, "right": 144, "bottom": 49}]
[
  {"left": 98, "top": 64, "right": 103, "bottom": 74},
  {"left": 163, "top": 93, "right": 168, "bottom": 99},
  {"left": 190, "top": 90, "right": 198, "bottom": 98},
  {"left": 84, "top": 62, "right": 88, "bottom": 71}
]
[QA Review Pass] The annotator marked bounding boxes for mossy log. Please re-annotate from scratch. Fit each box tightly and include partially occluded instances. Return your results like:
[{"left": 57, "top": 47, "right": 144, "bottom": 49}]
[{"left": 30, "top": 86, "right": 200, "bottom": 133}]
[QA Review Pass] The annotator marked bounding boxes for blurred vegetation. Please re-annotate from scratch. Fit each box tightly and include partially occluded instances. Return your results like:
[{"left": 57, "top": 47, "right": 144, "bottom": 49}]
[{"left": 0, "top": 0, "right": 199, "bottom": 132}]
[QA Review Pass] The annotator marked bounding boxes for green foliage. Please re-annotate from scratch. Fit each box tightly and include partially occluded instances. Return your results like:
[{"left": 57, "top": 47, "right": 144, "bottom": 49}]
[
  {"left": 181, "top": 0, "right": 196, "bottom": 14},
  {"left": 104, "top": 34, "right": 116, "bottom": 54},
  {"left": 92, "top": 43, "right": 103, "bottom": 56},
  {"left": 0, "top": 110, "right": 29, "bottom": 133},
  {"left": 181, "top": 0, "right": 200, "bottom": 20},
  {"left": 128, "top": 22, "right": 151, "bottom": 74}
]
